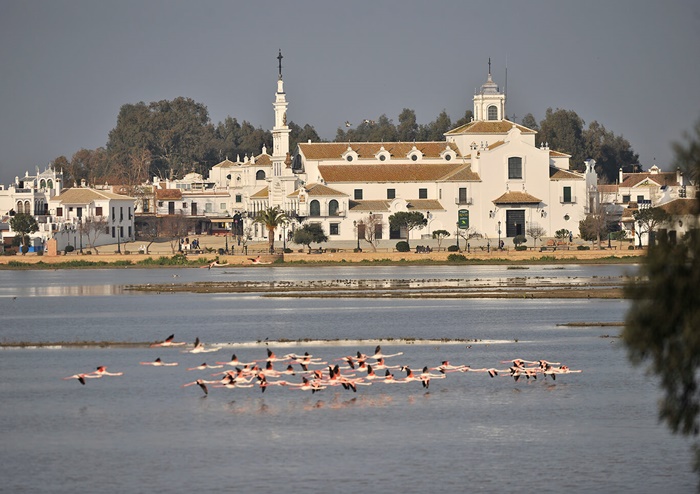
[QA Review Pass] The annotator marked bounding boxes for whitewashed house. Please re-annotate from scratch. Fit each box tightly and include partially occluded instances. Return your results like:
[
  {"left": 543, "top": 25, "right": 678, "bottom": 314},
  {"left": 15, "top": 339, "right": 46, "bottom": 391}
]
[{"left": 48, "top": 185, "right": 135, "bottom": 252}]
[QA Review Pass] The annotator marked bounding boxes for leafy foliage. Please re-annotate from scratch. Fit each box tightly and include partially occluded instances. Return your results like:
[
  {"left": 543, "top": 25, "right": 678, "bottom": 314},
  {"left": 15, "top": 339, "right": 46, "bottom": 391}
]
[
  {"left": 632, "top": 207, "right": 671, "bottom": 246},
  {"left": 293, "top": 223, "right": 328, "bottom": 252},
  {"left": 388, "top": 211, "right": 426, "bottom": 247},
  {"left": 524, "top": 108, "right": 639, "bottom": 180},
  {"left": 622, "top": 116, "right": 700, "bottom": 478},
  {"left": 512, "top": 234, "right": 527, "bottom": 247},
  {"left": 395, "top": 241, "right": 410, "bottom": 252},
  {"left": 254, "top": 207, "right": 287, "bottom": 254},
  {"left": 432, "top": 229, "right": 451, "bottom": 251},
  {"left": 9, "top": 213, "right": 38, "bottom": 255}
]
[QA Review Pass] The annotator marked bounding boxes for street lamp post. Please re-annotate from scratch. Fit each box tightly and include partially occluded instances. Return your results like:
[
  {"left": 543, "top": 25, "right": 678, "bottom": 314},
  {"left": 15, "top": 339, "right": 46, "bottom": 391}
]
[
  {"left": 353, "top": 220, "right": 361, "bottom": 251},
  {"left": 455, "top": 223, "right": 460, "bottom": 251},
  {"left": 117, "top": 226, "right": 121, "bottom": 254},
  {"left": 78, "top": 216, "right": 83, "bottom": 254},
  {"left": 498, "top": 220, "right": 501, "bottom": 250}
]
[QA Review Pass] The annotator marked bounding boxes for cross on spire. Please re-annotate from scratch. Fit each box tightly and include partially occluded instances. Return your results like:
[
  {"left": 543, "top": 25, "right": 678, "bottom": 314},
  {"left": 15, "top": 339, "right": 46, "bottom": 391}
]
[
  {"left": 277, "top": 49, "right": 283, "bottom": 78},
  {"left": 488, "top": 57, "right": 491, "bottom": 76}
]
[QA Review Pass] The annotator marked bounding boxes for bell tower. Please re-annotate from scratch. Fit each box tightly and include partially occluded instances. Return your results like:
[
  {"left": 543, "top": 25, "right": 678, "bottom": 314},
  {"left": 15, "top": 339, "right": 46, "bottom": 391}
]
[
  {"left": 272, "top": 49, "right": 290, "bottom": 177},
  {"left": 473, "top": 58, "right": 506, "bottom": 122}
]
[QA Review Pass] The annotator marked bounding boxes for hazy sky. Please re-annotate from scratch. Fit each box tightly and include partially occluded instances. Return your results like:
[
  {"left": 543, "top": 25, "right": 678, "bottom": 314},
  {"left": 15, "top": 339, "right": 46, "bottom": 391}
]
[{"left": 1, "top": 0, "right": 699, "bottom": 186}]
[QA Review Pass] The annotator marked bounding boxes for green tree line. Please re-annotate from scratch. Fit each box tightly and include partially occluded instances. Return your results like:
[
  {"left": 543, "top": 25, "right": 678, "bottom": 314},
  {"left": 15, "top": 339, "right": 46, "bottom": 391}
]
[{"left": 51, "top": 97, "right": 639, "bottom": 188}]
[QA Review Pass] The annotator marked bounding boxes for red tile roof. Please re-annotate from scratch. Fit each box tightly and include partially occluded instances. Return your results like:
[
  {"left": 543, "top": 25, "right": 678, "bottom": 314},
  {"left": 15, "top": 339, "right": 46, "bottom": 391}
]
[
  {"left": 319, "top": 163, "right": 476, "bottom": 183},
  {"left": 493, "top": 191, "right": 542, "bottom": 204}
]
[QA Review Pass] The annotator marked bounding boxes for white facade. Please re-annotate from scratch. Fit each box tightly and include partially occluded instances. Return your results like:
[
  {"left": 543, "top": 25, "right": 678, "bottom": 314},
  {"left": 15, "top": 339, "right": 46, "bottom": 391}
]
[
  {"left": 48, "top": 187, "right": 136, "bottom": 251},
  {"left": 148, "top": 60, "right": 592, "bottom": 248}
]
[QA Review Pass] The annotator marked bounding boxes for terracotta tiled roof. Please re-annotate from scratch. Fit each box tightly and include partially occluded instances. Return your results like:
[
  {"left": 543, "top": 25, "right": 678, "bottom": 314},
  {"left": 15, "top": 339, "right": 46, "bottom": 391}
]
[
  {"left": 349, "top": 200, "right": 391, "bottom": 212},
  {"left": 289, "top": 183, "right": 348, "bottom": 197},
  {"left": 488, "top": 140, "right": 506, "bottom": 150},
  {"left": 155, "top": 189, "right": 182, "bottom": 200},
  {"left": 444, "top": 166, "right": 480, "bottom": 181},
  {"left": 212, "top": 158, "right": 238, "bottom": 168},
  {"left": 54, "top": 187, "right": 134, "bottom": 203},
  {"left": 549, "top": 168, "right": 584, "bottom": 180},
  {"left": 659, "top": 198, "right": 700, "bottom": 215},
  {"left": 298, "top": 142, "right": 462, "bottom": 160},
  {"left": 597, "top": 184, "right": 619, "bottom": 193},
  {"left": 549, "top": 150, "right": 570, "bottom": 158},
  {"left": 406, "top": 199, "right": 445, "bottom": 211},
  {"left": 319, "top": 163, "right": 472, "bottom": 183},
  {"left": 493, "top": 191, "right": 542, "bottom": 205},
  {"left": 254, "top": 154, "right": 272, "bottom": 166},
  {"left": 444, "top": 119, "right": 536, "bottom": 136},
  {"left": 620, "top": 172, "right": 679, "bottom": 188},
  {"left": 250, "top": 186, "right": 269, "bottom": 198}
]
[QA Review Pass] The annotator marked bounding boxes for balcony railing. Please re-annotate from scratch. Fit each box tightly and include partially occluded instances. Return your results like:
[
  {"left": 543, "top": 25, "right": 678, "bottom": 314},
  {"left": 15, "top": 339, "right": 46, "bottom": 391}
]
[
  {"left": 560, "top": 196, "right": 577, "bottom": 204},
  {"left": 455, "top": 197, "right": 473, "bottom": 205}
]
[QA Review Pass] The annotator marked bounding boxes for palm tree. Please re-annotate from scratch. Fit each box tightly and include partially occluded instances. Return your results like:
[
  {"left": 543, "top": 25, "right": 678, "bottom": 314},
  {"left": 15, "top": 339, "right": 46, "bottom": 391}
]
[{"left": 254, "top": 206, "right": 287, "bottom": 254}]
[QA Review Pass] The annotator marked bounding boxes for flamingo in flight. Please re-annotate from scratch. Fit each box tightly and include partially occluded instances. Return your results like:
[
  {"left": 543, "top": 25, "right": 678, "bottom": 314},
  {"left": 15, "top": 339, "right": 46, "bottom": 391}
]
[
  {"left": 150, "top": 334, "right": 186, "bottom": 347},
  {"left": 140, "top": 358, "right": 178, "bottom": 366}
]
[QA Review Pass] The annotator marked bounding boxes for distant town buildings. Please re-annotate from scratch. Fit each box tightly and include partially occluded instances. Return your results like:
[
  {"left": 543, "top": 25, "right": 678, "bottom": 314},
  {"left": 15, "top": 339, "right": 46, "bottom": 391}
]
[{"left": 1, "top": 55, "right": 695, "bottom": 252}]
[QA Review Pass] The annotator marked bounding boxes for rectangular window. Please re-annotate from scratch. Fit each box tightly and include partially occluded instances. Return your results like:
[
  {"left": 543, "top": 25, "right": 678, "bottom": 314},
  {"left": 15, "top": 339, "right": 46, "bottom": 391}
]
[
  {"left": 419, "top": 188, "right": 428, "bottom": 199},
  {"left": 128, "top": 207, "right": 132, "bottom": 220},
  {"left": 387, "top": 189, "right": 395, "bottom": 200},
  {"left": 183, "top": 202, "right": 188, "bottom": 208},
  {"left": 330, "top": 223, "right": 339, "bottom": 235},
  {"left": 105, "top": 226, "right": 110, "bottom": 235},
  {"left": 508, "top": 157, "right": 523, "bottom": 179},
  {"left": 458, "top": 187, "right": 467, "bottom": 204},
  {"left": 112, "top": 206, "right": 115, "bottom": 218},
  {"left": 128, "top": 226, "right": 132, "bottom": 238},
  {"left": 95, "top": 207, "right": 103, "bottom": 216},
  {"left": 205, "top": 203, "right": 213, "bottom": 213},
  {"left": 120, "top": 207, "right": 124, "bottom": 222},
  {"left": 158, "top": 201, "right": 163, "bottom": 207},
  {"left": 622, "top": 195, "right": 630, "bottom": 203},
  {"left": 220, "top": 203, "right": 226, "bottom": 211},
  {"left": 563, "top": 186, "right": 572, "bottom": 203},
  {"left": 56, "top": 207, "right": 63, "bottom": 217},
  {"left": 235, "top": 194, "right": 242, "bottom": 203},
  {"left": 354, "top": 189, "right": 363, "bottom": 200},
  {"left": 637, "top": 195, "right": 645, "bottom": 203},
  {"left": 111, "top": 226, "right": 115, "bottom": 238}
]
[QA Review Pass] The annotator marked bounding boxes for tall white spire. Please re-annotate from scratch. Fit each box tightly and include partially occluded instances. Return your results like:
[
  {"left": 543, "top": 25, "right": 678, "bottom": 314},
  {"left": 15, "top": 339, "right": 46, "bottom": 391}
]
[{"left": 272, "top": 49, "right": 290, "bottom": 176}]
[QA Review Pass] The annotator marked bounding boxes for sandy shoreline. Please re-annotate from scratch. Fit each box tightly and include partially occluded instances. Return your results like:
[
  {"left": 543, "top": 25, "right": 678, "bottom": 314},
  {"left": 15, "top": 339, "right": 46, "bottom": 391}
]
[{"left": 0, "top": 236, "right": 646, "bottom": 266}]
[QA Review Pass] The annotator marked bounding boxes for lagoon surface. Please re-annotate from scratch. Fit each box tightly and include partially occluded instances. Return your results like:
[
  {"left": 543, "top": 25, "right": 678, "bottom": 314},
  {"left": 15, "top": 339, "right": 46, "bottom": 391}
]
[{"left": 0, "top": 264, "right": 695, "bottom": 493}]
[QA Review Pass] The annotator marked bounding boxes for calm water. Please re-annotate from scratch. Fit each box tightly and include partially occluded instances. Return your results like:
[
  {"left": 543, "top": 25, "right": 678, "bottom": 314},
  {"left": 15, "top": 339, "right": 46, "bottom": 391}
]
[{"left": 0, "top": 265, "right": 695, "bottom": 493}]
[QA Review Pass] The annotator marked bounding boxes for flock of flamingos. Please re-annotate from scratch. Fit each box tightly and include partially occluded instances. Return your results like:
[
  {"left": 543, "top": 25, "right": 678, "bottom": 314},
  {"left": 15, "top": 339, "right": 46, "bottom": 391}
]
[{"left": 64, "top": 334, "right": 582, "bottom": 395}]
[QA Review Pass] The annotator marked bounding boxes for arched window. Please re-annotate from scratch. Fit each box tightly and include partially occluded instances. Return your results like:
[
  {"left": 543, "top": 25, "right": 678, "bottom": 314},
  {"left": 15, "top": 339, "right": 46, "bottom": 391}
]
[
  {"left": 47, "top": 179, "right": 53, "bottom": 189},
  {"left": 508, "top": 157, "right": 523, "bottom": 179},
  {"left": 256, "top": 170, "right": 266, "bottom": 180},
  {"left": 328, "top": 199, "right": 339, "bottom": 216},
  {"left": 40, "top": 179, "right": 46, "bottom": 189},
  {"left": 16, "top": 201, "right": 23, "bottom": 214},
  {"left": 24, "top": 201, "right": 31, "bottom": 213},
  {"left": 487, "top": 105, "right": 498, "bottom": 120},
  {"left": 309, "top": 200, "right": 321, "bottom": 217}
]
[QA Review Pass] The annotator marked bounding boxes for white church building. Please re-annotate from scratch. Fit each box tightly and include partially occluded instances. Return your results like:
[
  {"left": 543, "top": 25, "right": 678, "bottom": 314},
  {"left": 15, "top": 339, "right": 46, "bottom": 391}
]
[{"left": 196, "top": 56, "right": 593, "bottom": 248}]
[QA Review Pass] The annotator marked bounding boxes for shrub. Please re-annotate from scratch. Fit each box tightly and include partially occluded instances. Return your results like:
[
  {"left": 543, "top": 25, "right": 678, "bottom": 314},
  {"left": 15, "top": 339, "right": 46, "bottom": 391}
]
[
  {"left": 515, "top": 245, "right": 527, "bottom": 251},
  {"left": 513, "top": 235, "right": 527, "bottom": 247},
  {"left": 283, "top": 248, "right": 293, "bottom": 253},
  {"left": 447, "top": 245, "right": 459, "bottom": 252},
  {"left": 395, "top": 241, "right": 410, "bottom": 252},
  {"left": 64, "top": 245, "right": 75, "bottom": 253},
  {"left": 577, "top": 245, "right": 590, "bottom": 250},
  {"left": 447, "top": 253, "right": 467, "bottom": 262}
]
